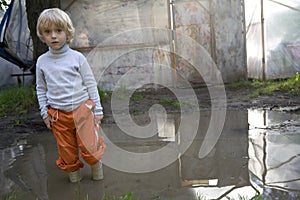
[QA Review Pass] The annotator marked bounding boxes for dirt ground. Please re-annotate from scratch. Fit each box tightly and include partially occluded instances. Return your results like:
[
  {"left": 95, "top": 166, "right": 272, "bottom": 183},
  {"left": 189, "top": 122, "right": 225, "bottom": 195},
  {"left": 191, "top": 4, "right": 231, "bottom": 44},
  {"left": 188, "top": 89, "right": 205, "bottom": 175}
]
[{"left": 1, "top": 85, "right": 300, "bottom": 149}]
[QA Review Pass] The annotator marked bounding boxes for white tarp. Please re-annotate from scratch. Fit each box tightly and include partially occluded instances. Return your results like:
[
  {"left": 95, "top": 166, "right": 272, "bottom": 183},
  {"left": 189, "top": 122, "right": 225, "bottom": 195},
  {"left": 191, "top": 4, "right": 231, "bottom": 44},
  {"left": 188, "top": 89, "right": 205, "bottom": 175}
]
[{"left": 246, "top": 0, "right": 300, "bottom": 80}]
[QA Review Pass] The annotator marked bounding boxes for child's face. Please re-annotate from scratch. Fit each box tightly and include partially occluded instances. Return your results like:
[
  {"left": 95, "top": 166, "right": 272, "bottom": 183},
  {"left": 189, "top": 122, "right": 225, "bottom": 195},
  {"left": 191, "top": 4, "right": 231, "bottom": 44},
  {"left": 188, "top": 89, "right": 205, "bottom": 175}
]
[{"left": 41, "top": 23, "right": 67, "bottom": 50}]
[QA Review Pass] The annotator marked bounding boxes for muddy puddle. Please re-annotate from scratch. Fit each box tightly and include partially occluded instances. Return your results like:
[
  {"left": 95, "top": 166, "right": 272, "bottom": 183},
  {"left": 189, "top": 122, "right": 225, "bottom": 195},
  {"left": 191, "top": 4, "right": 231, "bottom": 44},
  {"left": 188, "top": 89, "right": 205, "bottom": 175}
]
[{"left": 0, "top": 109, "right": 300, "bottom": 200}]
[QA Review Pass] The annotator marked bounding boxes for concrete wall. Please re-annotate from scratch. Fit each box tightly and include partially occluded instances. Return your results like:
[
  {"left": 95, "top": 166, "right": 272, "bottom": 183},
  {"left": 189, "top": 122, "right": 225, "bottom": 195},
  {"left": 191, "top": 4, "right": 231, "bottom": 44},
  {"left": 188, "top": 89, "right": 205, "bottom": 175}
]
[{"left": 62, "top": 0, "right": 247, "bottom": 90}]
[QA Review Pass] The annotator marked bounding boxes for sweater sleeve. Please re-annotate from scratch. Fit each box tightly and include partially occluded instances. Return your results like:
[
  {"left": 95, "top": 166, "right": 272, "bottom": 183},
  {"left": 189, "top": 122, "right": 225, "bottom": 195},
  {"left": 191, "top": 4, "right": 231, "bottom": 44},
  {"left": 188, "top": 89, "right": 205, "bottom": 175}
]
[
  {"left": 36, "top": 59, "right": 49, "bottom": 119},
  {"left": 80, "top": 57, "right": 103, "bottom": 115}
]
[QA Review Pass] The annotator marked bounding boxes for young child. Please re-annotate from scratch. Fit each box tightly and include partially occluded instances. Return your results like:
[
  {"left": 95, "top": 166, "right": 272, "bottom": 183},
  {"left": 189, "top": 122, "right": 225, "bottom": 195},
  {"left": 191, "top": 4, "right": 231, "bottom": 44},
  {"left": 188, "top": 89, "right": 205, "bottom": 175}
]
[{"left": 36, "top": 8, "right": 106, "bottom": 183}]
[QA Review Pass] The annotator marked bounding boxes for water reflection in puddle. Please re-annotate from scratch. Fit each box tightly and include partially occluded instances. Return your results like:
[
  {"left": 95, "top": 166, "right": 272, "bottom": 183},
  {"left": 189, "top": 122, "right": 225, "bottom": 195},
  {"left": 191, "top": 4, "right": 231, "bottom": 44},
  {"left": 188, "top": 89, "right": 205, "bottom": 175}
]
[
  {"left": 0, "top": 109, "right": 299, "bottom": 199},
  {"left": 248, "top": 109, "right": 300, "bottom": 200}
]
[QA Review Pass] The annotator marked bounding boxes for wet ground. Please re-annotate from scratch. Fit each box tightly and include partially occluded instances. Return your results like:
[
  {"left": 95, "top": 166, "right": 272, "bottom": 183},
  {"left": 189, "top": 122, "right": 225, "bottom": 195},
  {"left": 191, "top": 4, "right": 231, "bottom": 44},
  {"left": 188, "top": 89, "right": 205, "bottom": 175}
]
[
  {"left": 1, "top": 85, "right": 300, "bottom": 199},
  {"left": 1, "top": 107, "right": 300, "bottom": 200}
]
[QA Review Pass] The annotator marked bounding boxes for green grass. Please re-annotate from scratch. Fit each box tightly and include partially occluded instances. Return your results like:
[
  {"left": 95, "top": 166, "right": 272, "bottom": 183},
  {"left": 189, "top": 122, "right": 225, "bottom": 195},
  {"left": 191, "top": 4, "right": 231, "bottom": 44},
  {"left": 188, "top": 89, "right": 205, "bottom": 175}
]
[
  {"left": 249, "top": 74, "right": 300, "bottom": 98},
  {"left": 0, "top": 86, "right": 37, "bottom": 116},
  {"left": 228, "top": 73, "right": 300, "bottom": 98},
  {"left": 98, "top": 87, "right": 112, "bottom": 101},
  {"left": 103, "top": 192, "right": 135, "bottom": 200},
  {"left": 111, "top": 86, "right": 144, "bottom": 101},
  {"left": 3, "top": 193, "right": 17, "bottom": 200},
  {"left": 2, "top": 74, "right": 300, "bottom": 117},
  {"left": 131, "top": 93, "right": 143, "bottom": 101},
  {"left": 159, "top": 98, "right": 181, "bottom": 109},
  {"left": 0, "top": 86, "right": 111, "bottom": 117}
]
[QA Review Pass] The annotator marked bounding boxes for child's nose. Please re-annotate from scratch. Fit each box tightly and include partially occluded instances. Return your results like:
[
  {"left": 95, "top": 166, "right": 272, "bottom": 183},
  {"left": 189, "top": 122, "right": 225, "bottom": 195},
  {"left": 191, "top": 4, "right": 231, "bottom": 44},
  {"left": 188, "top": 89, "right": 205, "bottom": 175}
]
[{"left": 51, "top": 32, "right": 57, "bottom": 38}]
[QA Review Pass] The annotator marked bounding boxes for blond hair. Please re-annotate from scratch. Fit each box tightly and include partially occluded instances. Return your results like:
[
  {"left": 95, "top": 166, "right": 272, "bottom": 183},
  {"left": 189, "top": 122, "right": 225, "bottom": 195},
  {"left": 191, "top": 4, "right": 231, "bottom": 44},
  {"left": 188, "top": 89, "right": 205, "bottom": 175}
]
[{"left": 36, "top": 8, "right": 75, "bottom": 43}]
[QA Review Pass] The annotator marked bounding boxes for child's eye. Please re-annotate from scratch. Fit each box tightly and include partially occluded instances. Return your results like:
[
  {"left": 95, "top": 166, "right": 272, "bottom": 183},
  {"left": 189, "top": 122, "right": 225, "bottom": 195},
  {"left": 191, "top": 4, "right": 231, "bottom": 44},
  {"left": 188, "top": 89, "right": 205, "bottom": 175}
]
[
  {"left": 57, "top": 29, "right": 63, "bottom": 33},
  {"left": 44, "top": 29, "right": 50, "bottom": 34}
]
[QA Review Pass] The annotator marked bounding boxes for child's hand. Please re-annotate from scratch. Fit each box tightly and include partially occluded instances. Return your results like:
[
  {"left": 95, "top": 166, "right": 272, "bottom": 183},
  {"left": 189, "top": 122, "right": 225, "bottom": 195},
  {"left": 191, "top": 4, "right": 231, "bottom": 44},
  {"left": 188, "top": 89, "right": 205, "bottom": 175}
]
[
  {"left": 96, "top": 136, "right": 106, "bottom": 159},
  {"left": 44, "top": 116, "right": 52, "bottom": 129},
  {"left": 95, "top": 115, "right": 103, "bottom": 124}
]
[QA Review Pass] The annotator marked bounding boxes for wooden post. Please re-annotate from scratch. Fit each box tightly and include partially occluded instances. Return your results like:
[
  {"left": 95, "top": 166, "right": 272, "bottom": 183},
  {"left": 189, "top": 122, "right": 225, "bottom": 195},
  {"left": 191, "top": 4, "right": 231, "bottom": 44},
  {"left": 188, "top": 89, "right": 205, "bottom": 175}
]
[{"left": 261, "top": 0, "right": 266, "bottom": 80}]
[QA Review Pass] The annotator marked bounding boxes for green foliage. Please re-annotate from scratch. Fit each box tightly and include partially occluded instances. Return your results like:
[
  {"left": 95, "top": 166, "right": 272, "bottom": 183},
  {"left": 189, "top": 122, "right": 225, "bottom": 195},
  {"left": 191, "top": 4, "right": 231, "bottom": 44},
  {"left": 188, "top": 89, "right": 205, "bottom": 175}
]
[
  {"left": 160, "top": 98, "right": 173, "bottom": 104},
  {"left": 227, "top": 80, "right": 257, "bottom": 89},
  {"left": 111, "top": 86, "right": 144, "bottom": 101},
  {"left": 131, "top": 93, "right": 143, "bottom": 101},
  {"left": 227, "top": 79, "right": 267, "bottom": 89},
  {"left": 196, "top": 195, "right": 207, "bottom": 200},
  {"left": 228, "top": 74, "right": 300, "bottom": 99},
  {"left": 249, "top": 73, "right": 300, "bottom": 98},
  {"left": 102, "top": 192, "right": 135, "bottom": 200},
  {"left": 0, "top": 86, "right": 37, "bottom": 116},
  {"left": 98, "top": 87, "right": 111, "bottom": 101},
  {"left": 3, "top": 193, "right": 17, "bottom": 200},
  {"left": 159, "top": 98, "right": 181, "bottom": 109},
  {"left": 251, "top": 194, "right": 266, "bottom": 200}
]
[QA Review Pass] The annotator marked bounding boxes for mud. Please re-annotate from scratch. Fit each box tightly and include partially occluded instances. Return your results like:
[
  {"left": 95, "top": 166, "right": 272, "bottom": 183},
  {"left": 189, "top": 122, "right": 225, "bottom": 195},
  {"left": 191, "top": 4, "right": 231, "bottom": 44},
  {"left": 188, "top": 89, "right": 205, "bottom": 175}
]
[
  {"left": 1, "top": 85, "right": 300, "bottom": 153},
  {"left": 1, "top": 85, "right": 300, "bottom": 199}
]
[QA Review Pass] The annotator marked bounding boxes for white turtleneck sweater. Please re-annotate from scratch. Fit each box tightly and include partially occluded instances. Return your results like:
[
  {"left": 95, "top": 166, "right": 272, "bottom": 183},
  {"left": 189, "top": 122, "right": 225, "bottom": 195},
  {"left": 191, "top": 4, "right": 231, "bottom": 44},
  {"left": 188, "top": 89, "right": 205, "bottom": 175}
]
[{"left": 36, "top": 44, "right": 103, "bottom": 119}]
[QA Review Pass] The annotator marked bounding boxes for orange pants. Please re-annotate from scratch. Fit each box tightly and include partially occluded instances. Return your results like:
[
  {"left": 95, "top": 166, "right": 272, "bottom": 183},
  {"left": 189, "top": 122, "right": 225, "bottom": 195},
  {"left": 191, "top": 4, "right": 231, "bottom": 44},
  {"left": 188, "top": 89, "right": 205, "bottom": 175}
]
[{"left": 48, "top": 100, "right": 106, "bottom": 172}]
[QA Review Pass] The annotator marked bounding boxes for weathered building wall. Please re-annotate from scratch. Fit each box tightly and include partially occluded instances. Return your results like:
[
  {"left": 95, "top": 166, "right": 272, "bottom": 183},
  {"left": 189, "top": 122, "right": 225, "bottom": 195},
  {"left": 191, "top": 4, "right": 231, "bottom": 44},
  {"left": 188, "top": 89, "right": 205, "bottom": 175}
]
[
  {"left": 213, "top": 0, "right": 247, "bottom": 82},
  {"left": 174, "top": 0, "right": 246, "bottom": 84},
  {"left": 62, "top": 0, "right": 246, "bottom": 90},
  {"left": 63, "top": 0, "right": 172, "bottom": 90}
]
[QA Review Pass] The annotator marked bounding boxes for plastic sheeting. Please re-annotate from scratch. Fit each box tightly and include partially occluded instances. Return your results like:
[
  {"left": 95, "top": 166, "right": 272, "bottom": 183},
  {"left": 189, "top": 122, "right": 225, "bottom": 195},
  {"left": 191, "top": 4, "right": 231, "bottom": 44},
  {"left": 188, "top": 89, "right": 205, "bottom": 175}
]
[
  {"left": 0, "top": 0, "right": 33, "bottom": 68},
  {"left": 0, "top": 0, "right": 33, "bottom": 87},
  {"left": 246, "top": 0, "right": 300, "bottom": 80}
]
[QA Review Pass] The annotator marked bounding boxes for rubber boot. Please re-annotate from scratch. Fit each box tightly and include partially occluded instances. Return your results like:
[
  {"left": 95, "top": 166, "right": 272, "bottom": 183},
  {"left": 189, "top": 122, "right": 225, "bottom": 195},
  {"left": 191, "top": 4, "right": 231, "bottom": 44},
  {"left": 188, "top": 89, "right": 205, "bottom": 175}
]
[
  {"left": 68, "top": 170, "right": 81, "bottom": 183},
  {"left": 91, "top": 162, "right": 104, "bottom": 180}
]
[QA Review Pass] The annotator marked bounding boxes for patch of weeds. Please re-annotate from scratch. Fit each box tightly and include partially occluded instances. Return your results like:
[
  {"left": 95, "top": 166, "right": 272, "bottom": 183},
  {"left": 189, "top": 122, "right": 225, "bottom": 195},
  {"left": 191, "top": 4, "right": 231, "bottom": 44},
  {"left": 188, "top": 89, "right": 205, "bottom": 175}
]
[
  {"left": 3, "top": 193, "right": 17, "bottom": 200},
  {"left": 251, "top": 193, "right": 266, "bottom": 200},
  {"left": 159, "top": 98, "right": 180, "bottom": 109},
  {"left": 131, "top": 108, "right": 141, "bottom": 115},
  {"left": 0, "top": 86, "right": 37, "bottom": 117},
  {"left": 249, "top": 84, "right": 274, "bottom": 98},
  {"left": 102, "top": 192, "right": 136, "bottom": 200},
  {"left": 196, "top": 195, "right": 207, "bottom": 200},
  {"left": 172, "top": 101, "right": 181, "bottom": 108},
  {"left": 73, "top": 180, "right": 82, "bottom": 200},
  {"left": 228, "top": 74, "right": 300, "bottom": 99},
  {"left": 249, "top": 73, "right": 300, "bottom": 98},
  {"left": 13, "top": 119, "right": 23, "bottom": 125},
  {"left": 84, "top": 194, "right": 89, "bottom": 200},
  {"left": 98, "top": 87, "right": 111, "bottom": 101},
  {"left": 227, "top": 79, "right": 268, "bottom": 90},
  {"left": 131, "top": 93, "right": 143, "bottom": 101},
  {"left": 111, "top": 86, "right": 144, "bottom": 101},
  {"left": 227, "top": 79, "right": 257, "bottom": 89}
]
